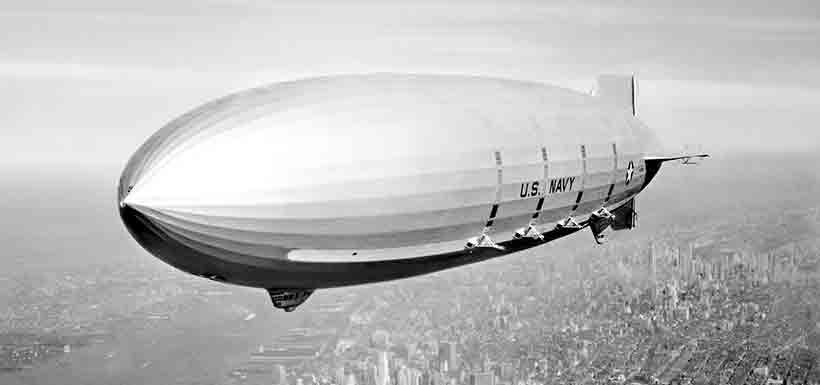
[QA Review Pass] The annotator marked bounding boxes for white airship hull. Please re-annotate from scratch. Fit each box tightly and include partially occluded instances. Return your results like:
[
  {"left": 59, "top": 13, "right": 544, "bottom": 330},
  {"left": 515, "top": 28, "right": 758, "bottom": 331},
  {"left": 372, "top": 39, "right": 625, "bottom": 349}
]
[{"left": 118, "top": 73, "right": 660, "bottom": 294}]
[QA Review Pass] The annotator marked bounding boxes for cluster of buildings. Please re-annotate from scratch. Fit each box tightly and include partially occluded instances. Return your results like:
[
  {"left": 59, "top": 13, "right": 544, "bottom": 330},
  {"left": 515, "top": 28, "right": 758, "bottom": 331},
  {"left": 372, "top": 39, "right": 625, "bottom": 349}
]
[{"left": 224, "top": 205, "right": 820, "bottom": 385}]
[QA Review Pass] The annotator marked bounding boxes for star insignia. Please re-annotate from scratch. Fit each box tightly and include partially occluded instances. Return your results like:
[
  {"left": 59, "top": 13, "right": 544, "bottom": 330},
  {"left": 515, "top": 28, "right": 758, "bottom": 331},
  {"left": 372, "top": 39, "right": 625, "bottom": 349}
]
[{"left": 625, "top": 161, "right": 635, "bottom": 185}]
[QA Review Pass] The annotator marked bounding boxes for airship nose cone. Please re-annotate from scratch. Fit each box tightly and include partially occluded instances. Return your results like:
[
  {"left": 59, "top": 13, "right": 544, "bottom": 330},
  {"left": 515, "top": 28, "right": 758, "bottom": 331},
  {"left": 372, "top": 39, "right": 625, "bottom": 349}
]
[
  {"left": 116, "top": 138, "right": 291, "bottom": 288},
  {"left": 117, "top": 183, "right": 133, "bottom": 208},
  {"left": 116, "top": 170, "right": 134, "bottom": 209},
  {"left": 115, "top": 88, "right": 302, "bottom": 289}
]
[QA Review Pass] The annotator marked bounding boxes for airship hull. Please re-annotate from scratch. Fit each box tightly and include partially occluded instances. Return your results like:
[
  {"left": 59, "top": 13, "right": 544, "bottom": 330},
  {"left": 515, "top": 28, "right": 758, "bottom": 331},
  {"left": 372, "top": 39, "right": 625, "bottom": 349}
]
[{"left": 118, "top": 74, "right": 659, "bottom": 292}]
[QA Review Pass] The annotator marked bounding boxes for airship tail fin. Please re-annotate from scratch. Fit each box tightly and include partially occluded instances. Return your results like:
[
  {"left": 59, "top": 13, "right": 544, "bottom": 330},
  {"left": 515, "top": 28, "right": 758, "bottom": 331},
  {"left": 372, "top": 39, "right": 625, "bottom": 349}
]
[
  {"left": 595, "top": 74, "right": 636, "bottom": 116},
  {"left": 645, "top": 144, "right": 710, "bottom": 164},
  {"left": 642, "top": 152, "right": 710, "bottom": 189}
]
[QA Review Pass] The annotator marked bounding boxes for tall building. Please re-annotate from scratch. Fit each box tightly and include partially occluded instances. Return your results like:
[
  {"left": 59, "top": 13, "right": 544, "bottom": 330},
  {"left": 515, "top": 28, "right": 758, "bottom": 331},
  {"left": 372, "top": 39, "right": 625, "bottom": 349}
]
[
  {"left": 406, "top": 343, "right": 417, "bottom": 360},
  {"left": 397, "top": 366, "right": 421, "bottom": 385},
  {"left": 377, "top": 351, "right": 391, "bottom": 385},
  {"left": 366, "top": 364, "right": 378, "bottom": 385},
  {"left": 430, "top": 371, "right": 446, "bottom": 385},
  {"left": 676, "top": 247, "right": 684, "bottom": 281},
  {"left": 273, "top": 364, "right": 288, "bottom": 385},
  {"left": 499, "top": 362, "right": 513, "bottom": 381},
  {"left": 647, "top": 241, "right": 657, "bottom": 287},
  {"left": 410, "top": 368, "right": 422, "bottom": 385},
  {"left": 769, "top": 253, "right": 777, "bottom": 282},
  {"left": 420, "top": 371, "right": 431, "bottom": 385},
  {"left": 689, "top": 243, "right": 696, "bottom": 281},
  {"left": 336, "top": 367, "right": 346, "bottom": 385},
  {"left": 438, "top": 341, "right": 457, "bottom": 373},
  {"left": 480, "top": 352, "right": 491, "bottom": 372},
  {"left": 397, "top": 366, "right": 411, "bottom": 385}
]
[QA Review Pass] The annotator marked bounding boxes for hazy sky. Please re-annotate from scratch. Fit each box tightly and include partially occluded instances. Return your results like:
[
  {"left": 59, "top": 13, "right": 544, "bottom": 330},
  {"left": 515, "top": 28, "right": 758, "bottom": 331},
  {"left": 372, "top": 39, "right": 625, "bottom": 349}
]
[{"left": 1, "top": 0, "right": 819, "bottom": 171}]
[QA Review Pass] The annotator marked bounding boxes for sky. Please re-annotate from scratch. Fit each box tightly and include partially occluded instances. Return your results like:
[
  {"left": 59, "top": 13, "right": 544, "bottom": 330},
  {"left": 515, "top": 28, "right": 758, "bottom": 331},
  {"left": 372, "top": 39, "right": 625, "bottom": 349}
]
[{"left": 1, "top": 0, "right": 819, "bottom": 171}]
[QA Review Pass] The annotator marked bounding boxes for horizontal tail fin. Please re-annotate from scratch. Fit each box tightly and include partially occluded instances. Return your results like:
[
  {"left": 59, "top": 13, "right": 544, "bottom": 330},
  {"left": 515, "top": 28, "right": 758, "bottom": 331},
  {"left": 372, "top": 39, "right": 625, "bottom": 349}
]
[
  {"left": 643, "top": 153, "right": 710, "bottom": 164},
  {"left": 641, "top": 153, "right": 709, "bottom": 188}
]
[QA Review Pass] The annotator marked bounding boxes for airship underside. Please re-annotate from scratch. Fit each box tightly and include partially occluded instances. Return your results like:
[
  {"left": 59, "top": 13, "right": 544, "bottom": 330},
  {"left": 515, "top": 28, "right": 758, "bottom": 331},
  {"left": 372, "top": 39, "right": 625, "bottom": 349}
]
[{"left": 118, "top": 74, "right": 704, "bottom": 311}]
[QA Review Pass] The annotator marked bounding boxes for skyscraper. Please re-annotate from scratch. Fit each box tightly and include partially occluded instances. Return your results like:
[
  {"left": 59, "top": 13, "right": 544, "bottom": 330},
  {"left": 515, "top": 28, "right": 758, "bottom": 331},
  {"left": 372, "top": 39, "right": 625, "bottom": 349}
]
[
  {"left": 397, "top": 366, "right": 421, "bottom": 385},
  {"left": 438, "top": 341, "right": 457, "bottom": 373},
  {"left": 366, "top": 364, "right": 378, "bottom": 385},
  {"left": 336, "top": 367, "right": 346, "bottom": 385},
  {"left": 648, "top": 241, "right": 657, "bottom": 287},
  {"left": 675, "top": 246, "right": 683, "bottom": 281},
  {"left": 273, "top": 364, "right": 288, "bottom": 385},
  {"left": 377, "top": 351, "right": 391, "bottom": 385},
  {"left": 421, "top": 371, "right": 431, "bottom": 385},
  {"left": 397, "top": 366, "right": 411, "bottom": 385}
]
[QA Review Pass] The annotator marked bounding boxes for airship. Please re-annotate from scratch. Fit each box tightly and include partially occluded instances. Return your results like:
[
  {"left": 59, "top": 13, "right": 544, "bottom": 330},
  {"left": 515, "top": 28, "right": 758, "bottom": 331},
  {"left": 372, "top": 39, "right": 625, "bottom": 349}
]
[{"left": 118, "top": 73, "right": 706, "bottom": 311}]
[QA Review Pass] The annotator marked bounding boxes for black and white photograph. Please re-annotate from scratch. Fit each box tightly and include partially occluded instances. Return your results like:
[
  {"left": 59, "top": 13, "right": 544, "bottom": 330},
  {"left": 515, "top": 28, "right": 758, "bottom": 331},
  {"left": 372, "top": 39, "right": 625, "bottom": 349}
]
[{"left": 1, "top": 1, "right": 820, "bottom": 384}]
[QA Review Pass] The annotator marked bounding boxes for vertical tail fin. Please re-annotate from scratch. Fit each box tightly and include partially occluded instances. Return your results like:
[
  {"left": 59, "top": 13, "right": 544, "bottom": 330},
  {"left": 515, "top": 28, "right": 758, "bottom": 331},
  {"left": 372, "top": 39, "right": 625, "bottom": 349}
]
[{"left": 595, "top": 74, "right": 636, "bottom": 116}]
